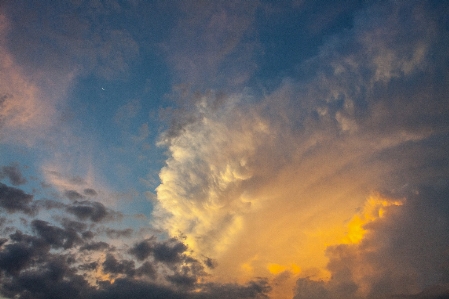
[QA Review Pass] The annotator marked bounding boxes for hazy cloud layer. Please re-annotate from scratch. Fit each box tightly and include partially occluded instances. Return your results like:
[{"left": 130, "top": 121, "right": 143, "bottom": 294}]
[{"left": 162, "top": 0, "right": 260, "bottom": 89}]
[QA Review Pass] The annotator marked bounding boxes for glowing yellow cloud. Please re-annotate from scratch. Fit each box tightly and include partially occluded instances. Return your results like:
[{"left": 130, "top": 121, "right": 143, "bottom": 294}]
[
  {"left": 154, "top": 89, "right": 418, "bottom": 299},
  {"left": 343, "top": 194, "right": 404, "bottom": 244},
  {"left": 267, "top": 263, "right": 301, "bottom": 275}
]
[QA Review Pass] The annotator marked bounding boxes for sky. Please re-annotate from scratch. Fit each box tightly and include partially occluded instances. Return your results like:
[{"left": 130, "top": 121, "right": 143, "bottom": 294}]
[{"left": 0, "top": 0, "right": 448, "bottom": 298}]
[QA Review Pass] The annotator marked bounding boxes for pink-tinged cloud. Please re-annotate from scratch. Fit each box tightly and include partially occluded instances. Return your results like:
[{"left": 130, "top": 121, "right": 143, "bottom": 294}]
[{"left": 0, "top": 15, "right": 52, "bottom": 144}]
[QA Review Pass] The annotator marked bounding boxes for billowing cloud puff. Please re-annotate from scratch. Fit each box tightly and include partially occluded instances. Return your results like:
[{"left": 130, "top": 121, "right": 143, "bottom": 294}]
[
  {"left": 0, "top": 183, "right": 33, "bottom": 215},
  {"left": 0, "top": 163, "right": 26, "bottom": 185}
]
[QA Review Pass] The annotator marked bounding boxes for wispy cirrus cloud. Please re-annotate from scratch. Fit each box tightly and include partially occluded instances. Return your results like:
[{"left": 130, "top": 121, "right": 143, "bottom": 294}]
[{"left": 162, "top": 0, "right": 260, "bottom": 89}]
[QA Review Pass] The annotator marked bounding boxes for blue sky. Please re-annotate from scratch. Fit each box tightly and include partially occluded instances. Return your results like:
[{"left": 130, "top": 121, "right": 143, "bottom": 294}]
[{"left": 1, "top": 1, "right": 449, "bottom": 298}]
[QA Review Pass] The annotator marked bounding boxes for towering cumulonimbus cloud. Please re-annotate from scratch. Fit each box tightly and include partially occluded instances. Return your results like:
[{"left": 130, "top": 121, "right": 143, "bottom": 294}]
[
  {"left": 155, "top": 93, "right": 270, "bottom": 256},
  {"left": 154, "top": 1, "right": 449, "bottom": 297}
]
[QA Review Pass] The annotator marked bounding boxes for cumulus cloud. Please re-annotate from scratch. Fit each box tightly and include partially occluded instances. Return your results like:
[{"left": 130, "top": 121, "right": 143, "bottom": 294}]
[
  {"left": 0, "top": 163, "right": 26, "bottom": 185},
  {"left": 154, "top": 1, "right": 449, "bottom": 297},
  {"left": 66, "top": 200, "right": 122, "bottom": 222},
  {"left": 0, "top": 183, "right": 33, "bottom": 214},
  {"left": 0, "top": 175, "right": 271, "bottom": 299}
]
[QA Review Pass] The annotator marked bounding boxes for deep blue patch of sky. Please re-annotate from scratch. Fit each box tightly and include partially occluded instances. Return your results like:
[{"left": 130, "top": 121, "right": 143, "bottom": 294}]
[{"left": 253, "top": 0, "right": 365, "bottom": 91}]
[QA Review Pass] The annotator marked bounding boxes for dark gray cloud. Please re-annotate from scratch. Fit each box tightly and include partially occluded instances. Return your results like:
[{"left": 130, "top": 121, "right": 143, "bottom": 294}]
[
  {"left": 64, "top": 190, "right": 85, "bottom": 201},
  {"left": 90, "top": 278, "right": 184, "bottom": 299},
  {"left": 0, "top": 183, "right": 33, "bottom": 214},
  {"left": 31, "top": 220, "right": 82, "bottom": 250},
  {"left": 129, "top": 237, "right": 154, "bottom": 261},
  {"left": 102, "top": 254, "right": 135, "bottom": 277},
  {"left": 129, "top": 237, "right": 188, "bottom": 264},
  {"left": 66, "top": 201, "right": 119, "bottom": 222},
  {"left": 1, "top": 255, "right": 92, "bottom": 299},
  {"left": 60, "top": 218, "right": 88, "bottom": 232},
  {"left": 78, "top": 261, "right": 98, "bottom": 271},
  {"left": 204, "top": 257, "right": 217, "bottom": 269},
  {"left": 167, "top": 272, "right": 197, "bottom": 288},
  {"left": 0, "top": 242, "right": 36, "bottom": 276},
  {"left": 88, "top": 277, "right": 271, "bottom": 299},
  {"left": 83, "top": 188, "right": 98, "bottom": 196},
  {"left": 392, "top": 285, "right": 449, "bottom": 299},
  {"left": 194, "top": 279, "right": 271, "bottom": 299},
  {"left": 81, "top": 230, "right": 94, "bottom": 240},
  {"left": 0, "top": 164, "right": 26, "bottom": 185},
  {"left": 80, "top": 241, "right": 110, "bottom": 252},
  {"left": 293, "top": 185, "right": 449, "bottom": 299},
  {"left": 135, "top": 261, "right": 156, "bottom": 278},
  {"left": 34, "top": 199, "right": 66, "bottom": 210},
  {"left": 0, "top": 230, "right": 50, "bottom": 276},
  {"left": 104, "top": 228, "right": 133, "bottom": 238},
  {"left": 153, "top": 239, "right": 188, "bottom": 264},
  {"left": 0, "top": 223, "right": 271, "bottom": 299}
]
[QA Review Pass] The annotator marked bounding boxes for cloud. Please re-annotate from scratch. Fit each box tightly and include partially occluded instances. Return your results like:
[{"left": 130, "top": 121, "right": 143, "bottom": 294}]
[
  {"left": 2, "top": 0, "right": 139, "bottom": 81},
  {"left": 0, "top": 183, "right": 33, "bottom": 214},
  {"left": 42, "top": 166, "right": 114, "bottom": 206},
  {"left": 1, "top": 255, "right": 92, "bottom": 299},
  {"left": 80, "top": 241, "right": 110, "bottom": 252},
  {"left": 0, "top": 9, "right": 82, "bottom": 146},
  {"left": 104, "top": 228, "right": 133, "bottom": 239},
  {"left": 0, "top": 209, "right": 270, "bottom": 299},
  {"left": 129, "top": 237, "right": 189, "bottom": 265},
  {"left": 162, "top": 0, "right": 260, "bottom": 88},
  {"left": 0, "top": 1, "right": 448, "bottom": 298},
  {"left": 65, "top": 190, "right": 86, "bottom": 201},
  {"left": 154, "top": 0, "right": 449, "bottom": 297},
  {"left": 102, "top": 253, "right": 135, "bottom": 277},
  {"left": 31, "top": 220, "right": 82, "bottom": 250},
  {"left": 66, "top": 201, "right": 120, "bottom": 222},
  {"left": 0, "top": 181, "right": 269, "bottom": 298},
  {"left": 0, "top": 14, "right": 57, "bottom": 145},
  {"left": 153, "top": 238, "right": 188, "bottom": 264},
  {"left": 195, "top": 279, "right": 271, "bottom": 299},
  {"left": 84, "top": 188, "right": 98, "bottom": 196},
  {"left": 128, "top": 237, "right": 155, "bottom": 261},
  {"left": 293, "top": 186, "right": 449, "bottom": 299},
  {"left": 0, "top": 163, "right": 26, "bottom": 185}
]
